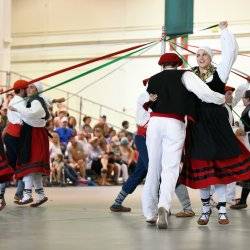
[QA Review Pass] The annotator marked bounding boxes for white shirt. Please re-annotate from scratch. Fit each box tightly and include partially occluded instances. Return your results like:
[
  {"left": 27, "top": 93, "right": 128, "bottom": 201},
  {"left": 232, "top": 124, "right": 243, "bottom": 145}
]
[
  {"left": 7, "top": 95, "right": 26, "bottom": 124},
  {"left": 182, "top": 72, "right": 225, "bottom": 104},
  {"left": 136, "top": 91, "right": 151, "bottom": 127},
  {"left": 225, "top": 82, "right": 249, "bottom": 126},
  {"left": 16, "top": 99, "right": 46, "bottom": 127},
  {"left": 217, "top": 28, "right": 238, "bottom": 83},
  {"left": 231, "top": 82, "right": 249, "bottom": 108},
  {"left": 181, "top": 28, "right": 238, "bottom": 105}
]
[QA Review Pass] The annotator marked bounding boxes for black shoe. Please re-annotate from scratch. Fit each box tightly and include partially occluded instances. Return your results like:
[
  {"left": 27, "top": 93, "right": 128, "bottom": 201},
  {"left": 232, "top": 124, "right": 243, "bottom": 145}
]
[
  {"left": 14, "top": 198, "right": 34, "bottom": 205},
  {"left": 0, "top": 198, "right": 6, "bottom": 211},
  {"left": 30, "top": 197, "right": 48, "bottom": 207},
  {"left": 110, "top": 204, "right": 131, "bottom": 212}
]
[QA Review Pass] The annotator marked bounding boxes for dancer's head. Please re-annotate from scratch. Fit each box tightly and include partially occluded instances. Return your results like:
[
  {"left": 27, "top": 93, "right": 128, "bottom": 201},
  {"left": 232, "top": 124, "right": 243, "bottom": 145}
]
[
  {"left": 243, "top": 90, "right": 250, "bottom": 106},
  {"left": 158, "top": 52, "right": 183, "bottom": 69},
  {"left": 196, "top": 47, "right": 213, "bottom": 70},
  {"left": 27, "top": 82, "right": 43, "bottom": 96},
  {"left": 13, "top": 79, "right": 29, "bottom": 97}
]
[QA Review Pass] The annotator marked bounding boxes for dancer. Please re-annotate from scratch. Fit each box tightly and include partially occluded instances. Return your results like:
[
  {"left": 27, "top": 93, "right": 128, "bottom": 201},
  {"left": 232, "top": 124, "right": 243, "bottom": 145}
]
[
  {"left": 230, "top": 89, "right": 250, "bottom": 209},
  {"left": 142, "top": 52, "right": 225, "bottom": 229},
  {"left": 0, "top": 135, "right": 13, "bottom": 211},
  {"left": 0, "top": 80, "right": 29, "bottom": 210},
  {"left": 180, "top": 21, "right": 250, "bottom": 225},
  {"left": 210, "top": 83, "right": 249, "bottom": 205},
  {"left": 3, "top": 80, "right": 29, "bottom": 201},
  {"left": 9, "top": 82, "right": 50, "bottom": 207},
  {"left": 110, "top": 79, "right": 195, "bottom": 219}
]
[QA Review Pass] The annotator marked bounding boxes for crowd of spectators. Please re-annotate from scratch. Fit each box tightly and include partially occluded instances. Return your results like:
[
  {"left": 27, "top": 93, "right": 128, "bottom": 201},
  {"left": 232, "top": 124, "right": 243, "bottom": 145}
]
[{"left": 0, "top": 89, "right": 138, "bottom": 187}]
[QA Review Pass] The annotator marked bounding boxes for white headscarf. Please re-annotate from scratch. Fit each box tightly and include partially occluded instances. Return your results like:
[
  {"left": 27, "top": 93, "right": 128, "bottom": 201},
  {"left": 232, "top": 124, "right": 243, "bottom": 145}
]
[
  {"left": 197, "top": 46, "right": 213, "bottom": 59},
  {"left": 31, "top": 82, "right": 43, "bottom": 93}
]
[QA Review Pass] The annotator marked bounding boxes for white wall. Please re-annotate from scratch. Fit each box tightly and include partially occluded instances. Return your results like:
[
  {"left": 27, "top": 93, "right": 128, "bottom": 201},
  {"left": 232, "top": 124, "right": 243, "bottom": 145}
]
[{"left": 9, "top": 0, "right": 250, "bottom": 129}]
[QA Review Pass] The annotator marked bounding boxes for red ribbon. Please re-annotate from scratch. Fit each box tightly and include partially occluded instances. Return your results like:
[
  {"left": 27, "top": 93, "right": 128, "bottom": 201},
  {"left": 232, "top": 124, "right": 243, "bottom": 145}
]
[{"left": 1, "top": 41, "right": 156, "bottom": 95}]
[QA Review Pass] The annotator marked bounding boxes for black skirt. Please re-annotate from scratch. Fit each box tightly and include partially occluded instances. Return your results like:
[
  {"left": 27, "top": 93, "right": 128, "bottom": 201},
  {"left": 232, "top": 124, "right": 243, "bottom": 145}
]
[{"left": 189, "top": 103, "right": 240, "bottom": 160}]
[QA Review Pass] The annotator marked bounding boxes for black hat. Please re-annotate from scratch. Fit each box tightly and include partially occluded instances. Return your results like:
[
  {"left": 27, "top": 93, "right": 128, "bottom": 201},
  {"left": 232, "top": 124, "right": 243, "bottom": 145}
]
[{"left": 244, "top": 90, "right": 250, "bottom": 99}]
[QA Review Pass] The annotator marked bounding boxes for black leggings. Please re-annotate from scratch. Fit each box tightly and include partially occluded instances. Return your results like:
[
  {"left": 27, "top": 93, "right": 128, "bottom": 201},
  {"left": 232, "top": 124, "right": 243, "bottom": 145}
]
[{"left": 240, "top": 188, "right": 250, "bottom": 204}]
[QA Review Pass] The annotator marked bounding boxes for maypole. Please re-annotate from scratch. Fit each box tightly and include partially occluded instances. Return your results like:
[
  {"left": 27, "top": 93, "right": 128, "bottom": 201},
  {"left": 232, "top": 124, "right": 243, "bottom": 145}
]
[{"left": 163, "top": 0, "right": 194, "bottom": 67}]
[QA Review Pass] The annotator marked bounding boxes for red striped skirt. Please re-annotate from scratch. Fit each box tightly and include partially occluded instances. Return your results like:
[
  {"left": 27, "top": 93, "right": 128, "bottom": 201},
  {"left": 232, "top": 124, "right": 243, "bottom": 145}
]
[
  {"left": 15, "top": 127, "right": 50, "bottom": 179},
  {"left": 180, "top": 139, "right": 250, "bottom": 189}
]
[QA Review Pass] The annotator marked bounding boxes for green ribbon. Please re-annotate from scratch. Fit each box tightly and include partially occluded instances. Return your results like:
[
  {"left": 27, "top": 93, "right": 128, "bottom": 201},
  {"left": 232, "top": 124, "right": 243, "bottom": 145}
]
[{"left": 39, "top": 42, "right": 158, "bottom": 96}]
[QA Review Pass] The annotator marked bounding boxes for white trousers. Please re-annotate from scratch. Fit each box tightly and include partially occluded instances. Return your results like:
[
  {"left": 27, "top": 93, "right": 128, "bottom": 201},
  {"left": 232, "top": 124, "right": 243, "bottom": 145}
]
[
  {"left": 210, "top": 183, "right": 236, "bottom": 202},
  {"left": 201, "top": 184, "right": 227, "bottom": 202},
  {"left": 142, "top": 117, "right": 186, "bottom": 219}
]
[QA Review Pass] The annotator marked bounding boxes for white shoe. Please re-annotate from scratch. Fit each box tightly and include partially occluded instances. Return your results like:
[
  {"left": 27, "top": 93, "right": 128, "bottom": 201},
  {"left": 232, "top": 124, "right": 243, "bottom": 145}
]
[
  {"left": 156, "top": 207, "right": 168, "bottom": 229},
  {"left": 146, "top": 216, "right": 157, "bottom": 224},
  {"left": 210, "top": 197, "right": 218, "bottom": 207}
]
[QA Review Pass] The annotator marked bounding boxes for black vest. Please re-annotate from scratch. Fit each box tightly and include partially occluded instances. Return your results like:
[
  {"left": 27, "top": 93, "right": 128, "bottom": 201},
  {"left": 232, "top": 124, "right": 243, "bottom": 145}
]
[
  {"left": 147, "top": 69, "right": 197, "bottom": 120},
  {"left": 241, "top": 105, "right": 250, "bottom": 132},
  {"left": 204, "top": 71, "right": 225, "bottom": 94}
]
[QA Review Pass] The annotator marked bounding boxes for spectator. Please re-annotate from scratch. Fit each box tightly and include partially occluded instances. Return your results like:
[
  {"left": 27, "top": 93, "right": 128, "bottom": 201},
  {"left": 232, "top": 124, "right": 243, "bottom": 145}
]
[
  {"left": 46, "top": 119, "right": 54, "bottom": 133},
  {"left": 82, "top": 116, "right": 93, "bottom": 133},
  {"left": 76, "top": 131, "right": 91, "bottom": 158},
  {"left": 55, "top": 116, "right": 73, "bottom": 153},
  {"left": 121, "top": 120, "right": 134, "bottom": 139},
  {"left": 68, "top": 116, "right": 77, "bottom": 129},
  {"left": 57, "top": 109, "right": 69, "bottom": 119},
  {"left": 49, "top": 132, "right": 63, "bottom": 161},
  {"left": 53, "top": 116, "right": 61, "bottom": 129},
  {"left": 87, "top": 137, "right": 103, "bottom": 180},
  {"left": 93, "top": 126, "right": 104, "bottom": 139},
  {"left": 66, "top": 136, "right": 86, "bottom": 179},
  {"left": 120, "top": 137, "right": 136, "bottom": 175},
  {"left": 95, "top": 115, "right": 110, "bottom": 137},
  {"left": 50, "top": 154, "right": 64, "bottom": 185},
  {"left": 109, "top": 136, "right": 128, "bottom": 183},
  {"left": 121, "top": 120, "right": 129, "bottom": 130},
  {"left": 0, "top": 107, "right": 8, "bottom": 131}
]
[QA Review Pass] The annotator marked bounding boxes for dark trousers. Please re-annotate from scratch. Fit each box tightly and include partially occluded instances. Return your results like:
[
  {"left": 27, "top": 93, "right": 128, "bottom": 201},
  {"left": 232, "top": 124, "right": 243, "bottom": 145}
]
[
  {"left": 4, "top": 134, "right": 24, "bottom": 197},
  {"left": 122, "top": 135, "right": 148, "bottom": 194},
  {"left": 3, "top": 134, "right": 19, "bottom": 168}
]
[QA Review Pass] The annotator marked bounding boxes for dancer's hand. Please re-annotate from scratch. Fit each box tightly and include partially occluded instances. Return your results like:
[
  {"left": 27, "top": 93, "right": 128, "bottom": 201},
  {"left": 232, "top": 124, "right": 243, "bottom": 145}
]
[
  {"left": 235, "top": 128, "right": 245, "bottom": 136},
  {"left": 219, "top": 21, "right": 228, "bottom": 30},
  {"left": 149, "top": 94, "right": 157, "bottom": 102}
]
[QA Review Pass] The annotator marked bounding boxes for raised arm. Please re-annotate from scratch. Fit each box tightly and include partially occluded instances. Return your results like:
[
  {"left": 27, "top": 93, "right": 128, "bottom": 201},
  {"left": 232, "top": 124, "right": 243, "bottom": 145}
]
[{"left": 217, "top": 22, "right": 238, "bottom": 83}]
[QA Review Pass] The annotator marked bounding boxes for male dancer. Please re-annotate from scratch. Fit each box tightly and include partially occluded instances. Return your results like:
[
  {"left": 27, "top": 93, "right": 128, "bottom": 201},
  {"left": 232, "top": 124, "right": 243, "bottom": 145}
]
[
  {"left": 4, "top": 80, "right": 28, "bottom": 201},
  {"left": 110, "top": 80, "right": 195, "bottom": 218}
]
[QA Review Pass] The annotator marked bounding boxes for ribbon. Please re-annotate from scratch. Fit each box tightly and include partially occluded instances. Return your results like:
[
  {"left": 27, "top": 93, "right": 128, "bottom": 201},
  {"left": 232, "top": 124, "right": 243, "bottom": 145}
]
[{"left": 0, "top": 41, "right": 157, "bottom": 95}]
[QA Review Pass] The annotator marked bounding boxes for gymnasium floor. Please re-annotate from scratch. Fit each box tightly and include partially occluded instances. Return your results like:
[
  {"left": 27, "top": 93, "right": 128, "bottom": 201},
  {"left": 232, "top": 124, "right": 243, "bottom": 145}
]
[{"left": 0, "top": 186, "right": 249, "bottom": 250}]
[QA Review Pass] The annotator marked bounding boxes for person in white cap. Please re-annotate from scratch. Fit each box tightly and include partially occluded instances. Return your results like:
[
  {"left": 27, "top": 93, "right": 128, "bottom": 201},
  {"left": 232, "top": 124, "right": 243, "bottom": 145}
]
[
  {"left": 179, "top": 21, "right": 250, "bottom": 225},
  {"left": 142, "top": 51, "right": 225, "bottom": 230},
  {"left": 9, "top": 82, "right": 50, "bottom": 207}
]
